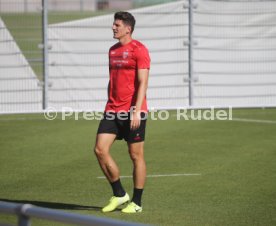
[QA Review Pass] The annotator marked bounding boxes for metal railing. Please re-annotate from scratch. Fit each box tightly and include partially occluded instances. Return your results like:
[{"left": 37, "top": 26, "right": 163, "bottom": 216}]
[{"left": 0, "top": 201, "right": 147, "bottom": 226}]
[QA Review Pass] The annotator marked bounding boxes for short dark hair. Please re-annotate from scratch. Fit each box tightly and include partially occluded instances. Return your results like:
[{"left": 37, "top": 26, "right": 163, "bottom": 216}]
[{"left": 114, "top": 11, "right": 136, "bottom": 33}]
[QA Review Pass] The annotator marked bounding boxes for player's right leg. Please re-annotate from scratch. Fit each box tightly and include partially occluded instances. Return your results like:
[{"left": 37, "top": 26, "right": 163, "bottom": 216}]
[
  {"left": 94, "top": 133, "right": 118, "bottom": 182},
  {"left": 94, "top": 133, "right": 130, "bottom": 212}
]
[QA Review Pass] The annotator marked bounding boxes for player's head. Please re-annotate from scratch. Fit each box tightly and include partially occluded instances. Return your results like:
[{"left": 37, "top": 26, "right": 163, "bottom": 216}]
[{"left": 112, "top": 11, "right": 136, "bottom": 39}]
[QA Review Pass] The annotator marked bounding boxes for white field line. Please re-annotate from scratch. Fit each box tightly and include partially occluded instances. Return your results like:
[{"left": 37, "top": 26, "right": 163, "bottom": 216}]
[
  {"left": 0, "top": 115, "right": 96, "bottom": 121},
  {"left": 231, "top": 117, "right": 276, "bottom": 124},
  {"left": 0, "top": 117, "right": 44, "bottom": 121},
  {"left": 0, "top": 116, "right": 86, "bottom": 121},
  {"left": 170, "top": 113, "right": 276, "bottom": 124},
  {"left": 1, "top": 114, "right": 276, "bottom": 124},
  {"left": 97, "top": 173, "right": 201, "bottom": 179}
]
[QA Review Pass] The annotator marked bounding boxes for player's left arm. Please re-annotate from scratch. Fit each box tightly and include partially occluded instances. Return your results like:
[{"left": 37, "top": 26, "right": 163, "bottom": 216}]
[{"left": 130, "top": 69, "right": 149, "bottom": 130}]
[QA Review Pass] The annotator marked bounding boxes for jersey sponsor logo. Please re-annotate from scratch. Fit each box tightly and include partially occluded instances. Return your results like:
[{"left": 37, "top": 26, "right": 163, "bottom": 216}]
[
  {"left": 111, "top": 59, "right": 129, "bottom": 68},
  {"left": 113, "top": 59, "right": 128, "bottom": 63},
  {"left": 111, "top": 51, "right": 116, "bottom": 55}
]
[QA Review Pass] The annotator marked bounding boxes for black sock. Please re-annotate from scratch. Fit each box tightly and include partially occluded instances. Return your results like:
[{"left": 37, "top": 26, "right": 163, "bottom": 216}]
[
  {"left": 110, "top": 179, "right": 126, "bottom": 197},
  {"left": 132, "top": 188, "right": 143, "bottom": 206}
]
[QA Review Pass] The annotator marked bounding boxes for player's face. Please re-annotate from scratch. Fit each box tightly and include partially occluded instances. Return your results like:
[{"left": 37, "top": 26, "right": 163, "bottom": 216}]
[{"left": 112, "top": 19, "right": 131, "bottom": 40}]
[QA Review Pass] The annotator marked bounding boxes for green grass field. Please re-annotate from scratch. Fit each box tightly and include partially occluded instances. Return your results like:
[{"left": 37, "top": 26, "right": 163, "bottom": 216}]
[{"left": 0, "top": 108, "right": 276, "bottom": 226}]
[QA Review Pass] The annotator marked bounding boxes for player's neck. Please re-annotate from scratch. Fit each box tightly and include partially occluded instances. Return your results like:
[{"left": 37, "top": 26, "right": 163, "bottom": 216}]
[{"left": 119, "top": 36, "right": 132, "bottom": 46}]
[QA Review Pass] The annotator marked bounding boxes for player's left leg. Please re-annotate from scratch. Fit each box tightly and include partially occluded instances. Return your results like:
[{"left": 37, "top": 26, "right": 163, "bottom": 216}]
[
  {"left": 122, "top": 141, "right": 145, "bottom": 213},
  {"left": 128, "top": 141, "right": 146, "bottom": 189}
]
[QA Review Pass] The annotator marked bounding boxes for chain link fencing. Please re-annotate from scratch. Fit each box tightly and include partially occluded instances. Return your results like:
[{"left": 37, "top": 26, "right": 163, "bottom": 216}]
[{"left": 0, "top": 0, "right": 275, "bottom": 113}]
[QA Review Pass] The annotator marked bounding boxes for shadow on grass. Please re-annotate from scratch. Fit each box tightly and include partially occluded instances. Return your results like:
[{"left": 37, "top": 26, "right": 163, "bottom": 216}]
[{"left": 0, "top": 198, "right": 108, "bottom": 212}]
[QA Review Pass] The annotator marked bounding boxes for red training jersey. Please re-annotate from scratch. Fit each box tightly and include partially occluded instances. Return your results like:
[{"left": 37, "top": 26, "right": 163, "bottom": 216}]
[{"left": 105, "top": 39, "right": 150, "bottom": 113}]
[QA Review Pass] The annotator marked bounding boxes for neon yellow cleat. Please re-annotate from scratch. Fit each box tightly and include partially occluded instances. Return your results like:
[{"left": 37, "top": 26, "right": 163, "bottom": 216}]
[
  {"left": 121, "top": 202, "right": 142, "bottom": 213},
  {"left": 102, "top": 193, "right": 130, "bottom": 212}
]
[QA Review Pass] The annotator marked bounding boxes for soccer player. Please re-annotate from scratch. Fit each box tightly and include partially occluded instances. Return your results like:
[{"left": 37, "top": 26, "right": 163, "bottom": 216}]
[{"left": 94, "top": 12, "right": 150, "bottom": 213}]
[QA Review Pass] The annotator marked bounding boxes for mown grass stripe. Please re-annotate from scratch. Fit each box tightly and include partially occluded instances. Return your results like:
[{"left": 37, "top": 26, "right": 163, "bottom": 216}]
[{"left": 97, "top": 173, "right": 202, "bottom": 179}]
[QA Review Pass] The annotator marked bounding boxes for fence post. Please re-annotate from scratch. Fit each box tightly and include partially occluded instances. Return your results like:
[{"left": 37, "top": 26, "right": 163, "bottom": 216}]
[
  {"left": 17, "top": 204, "right": 31, "bottom": 226},
  {"left": 188, "top": 0, "right": 194, "bottom": 106},
  {"left": 18, "top": 215, "right": 31, "bottom": 226},
  {"left": 42, "top": 0, "right": 49, "bottom": 110}
]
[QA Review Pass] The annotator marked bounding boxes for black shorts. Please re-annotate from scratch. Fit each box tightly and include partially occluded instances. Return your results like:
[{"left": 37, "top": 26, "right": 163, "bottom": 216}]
[{"left": 97, "top": 112, "right": 147, "bottom": 143}]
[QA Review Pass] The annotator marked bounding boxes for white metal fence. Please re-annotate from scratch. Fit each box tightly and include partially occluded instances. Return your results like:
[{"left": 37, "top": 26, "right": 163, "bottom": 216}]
[
  {"left": 0, "top": 0, "right": 276, "bottom": 113},
  {"left": 0, "top": 0, "right": 97, "bottom": 13}
]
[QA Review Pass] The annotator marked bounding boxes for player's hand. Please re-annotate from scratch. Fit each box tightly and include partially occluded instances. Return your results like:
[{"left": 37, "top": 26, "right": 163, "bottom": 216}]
[{"left": 130, "top": 110, "right": 141, "bottom": 130}]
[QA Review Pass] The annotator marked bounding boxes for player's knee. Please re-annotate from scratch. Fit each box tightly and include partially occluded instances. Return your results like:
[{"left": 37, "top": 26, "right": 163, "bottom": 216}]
[
  {"left": 129, "top": 150, "right": 141, "bottom": 162},
  {"left": 94, "top": 146, "right": 106, "bottom": 159}
]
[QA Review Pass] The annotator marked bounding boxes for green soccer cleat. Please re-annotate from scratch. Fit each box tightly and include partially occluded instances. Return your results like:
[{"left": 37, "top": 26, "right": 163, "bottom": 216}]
[
  {"left": 121, "top": 202, "right": 142, "bottom": 213},
  {"left": 102, "top": 193, "right": 130, "bottom": 212}
]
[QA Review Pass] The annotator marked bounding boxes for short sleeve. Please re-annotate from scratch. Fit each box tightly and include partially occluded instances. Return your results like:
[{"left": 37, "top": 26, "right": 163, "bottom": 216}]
[{"left": 135, "top": 46, "right": 150, "bottom": 69}]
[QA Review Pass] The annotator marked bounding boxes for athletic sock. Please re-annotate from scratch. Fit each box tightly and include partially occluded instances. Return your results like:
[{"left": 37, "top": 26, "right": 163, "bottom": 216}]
[
  {"left": 132, "top": 188, "right": 143, "bottom": 207},
  {"left": 110, "top": 179, "right": 126, "bottom": 197}
]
